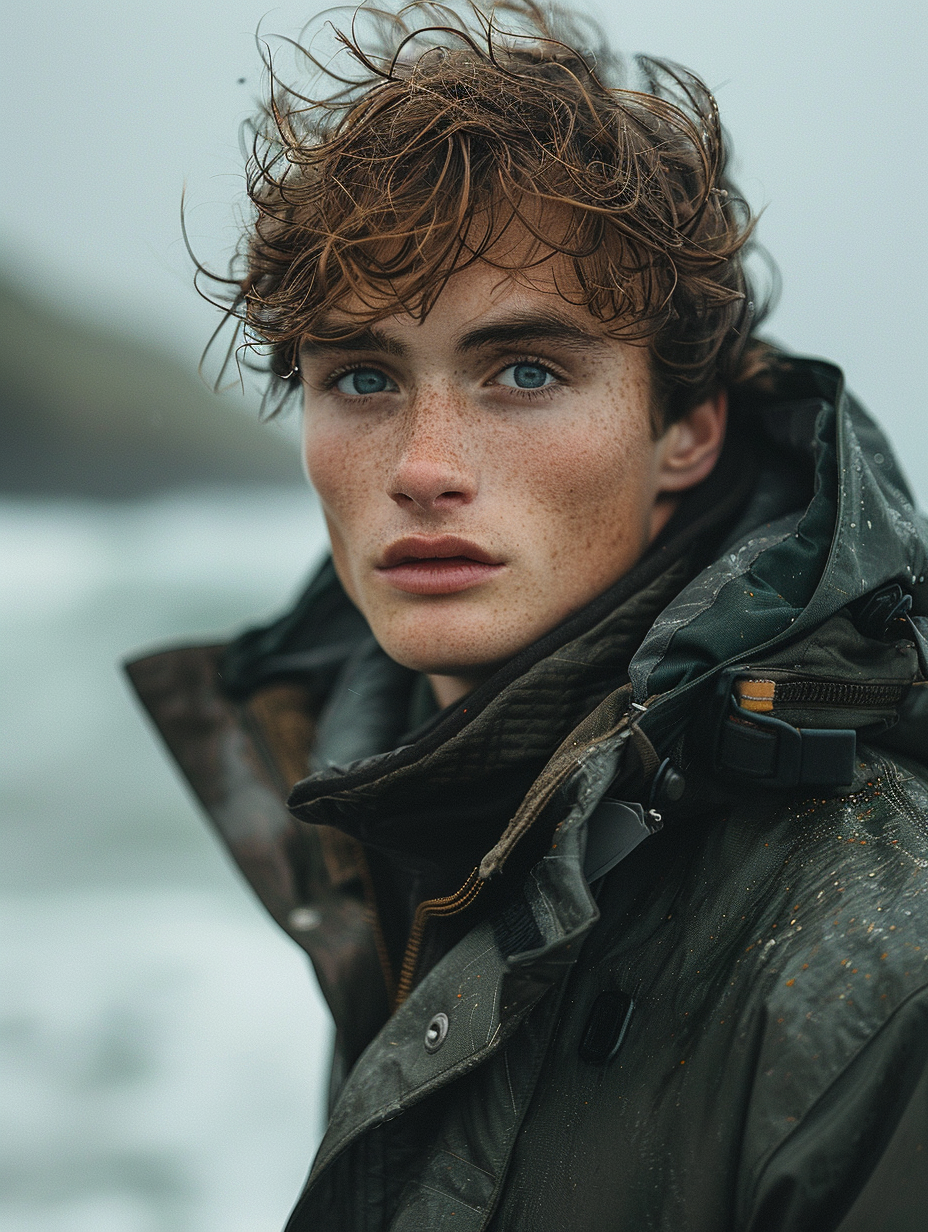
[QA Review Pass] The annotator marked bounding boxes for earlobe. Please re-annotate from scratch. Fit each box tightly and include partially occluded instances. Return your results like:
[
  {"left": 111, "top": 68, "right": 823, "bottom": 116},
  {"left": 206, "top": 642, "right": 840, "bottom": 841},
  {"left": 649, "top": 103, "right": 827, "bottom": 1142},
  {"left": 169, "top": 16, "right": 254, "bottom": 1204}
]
[{"left": 656, "top": 391, "right": 728, "bottom": 494}]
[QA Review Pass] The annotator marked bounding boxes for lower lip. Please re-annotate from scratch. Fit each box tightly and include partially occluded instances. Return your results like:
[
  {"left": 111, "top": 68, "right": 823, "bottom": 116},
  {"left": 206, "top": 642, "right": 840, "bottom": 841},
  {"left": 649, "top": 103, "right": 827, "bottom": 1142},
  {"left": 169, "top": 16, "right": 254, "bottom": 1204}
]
[{"left": 376, "top": 557, "right": 505, "bottom": 595}]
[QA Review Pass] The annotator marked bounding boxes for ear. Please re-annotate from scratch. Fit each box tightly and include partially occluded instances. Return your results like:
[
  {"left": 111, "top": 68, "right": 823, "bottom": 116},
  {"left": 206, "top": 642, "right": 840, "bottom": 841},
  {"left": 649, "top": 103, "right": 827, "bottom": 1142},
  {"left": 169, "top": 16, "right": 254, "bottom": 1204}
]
[{"left": 655, "top": 390, "right": 728, "bottom": 494}]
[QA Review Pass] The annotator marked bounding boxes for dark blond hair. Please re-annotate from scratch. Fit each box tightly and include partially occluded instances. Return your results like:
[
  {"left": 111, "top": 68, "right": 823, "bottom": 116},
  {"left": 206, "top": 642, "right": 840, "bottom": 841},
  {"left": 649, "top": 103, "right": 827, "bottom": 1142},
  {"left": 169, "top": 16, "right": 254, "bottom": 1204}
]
[{"left": 206, "top": 1, "right": 768, "bottom": 422}]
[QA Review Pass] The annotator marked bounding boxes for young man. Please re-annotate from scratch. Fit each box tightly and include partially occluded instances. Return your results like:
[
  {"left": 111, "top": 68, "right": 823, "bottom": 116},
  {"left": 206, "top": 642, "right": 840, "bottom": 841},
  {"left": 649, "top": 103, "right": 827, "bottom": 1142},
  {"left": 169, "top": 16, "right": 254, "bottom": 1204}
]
[{"left": 129, "top": 4, "right": 928, "bottom": 1227}]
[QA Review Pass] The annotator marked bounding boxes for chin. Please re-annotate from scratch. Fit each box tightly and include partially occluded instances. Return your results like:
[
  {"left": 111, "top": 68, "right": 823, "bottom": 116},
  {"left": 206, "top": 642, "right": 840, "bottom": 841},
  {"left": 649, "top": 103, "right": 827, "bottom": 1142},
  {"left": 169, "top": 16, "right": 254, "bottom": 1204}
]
[{"left": 370, "top": 609, "right": 522, "bottom": 679}]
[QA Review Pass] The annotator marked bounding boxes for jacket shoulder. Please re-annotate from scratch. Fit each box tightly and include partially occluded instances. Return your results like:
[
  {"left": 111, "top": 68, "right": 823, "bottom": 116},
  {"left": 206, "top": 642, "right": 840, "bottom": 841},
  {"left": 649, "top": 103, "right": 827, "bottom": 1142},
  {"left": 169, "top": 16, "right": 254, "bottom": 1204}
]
[
  {"left": 725, "top": 752, "right": 928, "bottom": 1220},
  {"left": 580, "top": 750, "right": 928, "bottom": 1218},
  {"left": 752, "top": 750, "right": 928, "bottom": 1004}
]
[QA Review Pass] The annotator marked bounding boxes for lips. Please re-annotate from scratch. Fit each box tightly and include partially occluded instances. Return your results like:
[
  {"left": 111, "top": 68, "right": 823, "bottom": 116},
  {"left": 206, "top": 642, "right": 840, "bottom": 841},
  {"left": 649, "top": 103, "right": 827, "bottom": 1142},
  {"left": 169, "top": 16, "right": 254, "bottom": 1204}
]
[
  {"left": 376, "top": 535, "right": 505, "bottom": 595},
  {"left": 380, "top": 536, "right": 501, "bottom": 568}
]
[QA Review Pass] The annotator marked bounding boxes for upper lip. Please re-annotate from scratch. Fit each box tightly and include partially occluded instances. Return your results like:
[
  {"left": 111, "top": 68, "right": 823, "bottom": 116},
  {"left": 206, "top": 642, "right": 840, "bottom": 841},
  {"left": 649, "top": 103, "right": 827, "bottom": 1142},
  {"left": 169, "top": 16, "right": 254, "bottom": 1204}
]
[{"left": 378, "top": 535, "right": 503, "bottom": 568}]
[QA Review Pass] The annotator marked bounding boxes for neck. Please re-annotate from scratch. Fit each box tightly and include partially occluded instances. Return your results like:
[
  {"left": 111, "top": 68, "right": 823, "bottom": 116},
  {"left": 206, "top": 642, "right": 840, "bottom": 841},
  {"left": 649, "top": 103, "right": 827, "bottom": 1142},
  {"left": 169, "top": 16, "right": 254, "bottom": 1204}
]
[{"left": 427, "top": 671, "right": 486, "bottom": 709}]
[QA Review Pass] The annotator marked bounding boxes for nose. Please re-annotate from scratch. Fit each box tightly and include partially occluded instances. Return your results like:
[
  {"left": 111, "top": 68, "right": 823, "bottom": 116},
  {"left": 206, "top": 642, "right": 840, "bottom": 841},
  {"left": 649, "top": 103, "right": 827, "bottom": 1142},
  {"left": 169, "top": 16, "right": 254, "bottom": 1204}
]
[{"left": 387, "top": 392, "right": 476, "bottom": 513}]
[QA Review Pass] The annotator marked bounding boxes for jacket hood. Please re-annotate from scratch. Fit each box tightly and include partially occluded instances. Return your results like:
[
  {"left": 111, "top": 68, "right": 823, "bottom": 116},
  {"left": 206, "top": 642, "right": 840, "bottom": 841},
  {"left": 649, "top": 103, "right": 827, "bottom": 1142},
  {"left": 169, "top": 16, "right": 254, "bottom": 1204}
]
[{"left": 628, "top": 354, "right": 928, "bottom": 765}]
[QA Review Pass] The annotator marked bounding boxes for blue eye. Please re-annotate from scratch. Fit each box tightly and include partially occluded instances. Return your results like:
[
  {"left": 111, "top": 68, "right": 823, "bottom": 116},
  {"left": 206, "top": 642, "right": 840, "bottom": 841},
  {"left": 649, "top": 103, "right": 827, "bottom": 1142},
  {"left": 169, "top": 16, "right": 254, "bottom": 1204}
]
[
  {"left": 335, "top": 368, "right": 396, "bottom": 395},
  {"left": 497, "top": 362, "right": 557, "bottom": 390}
]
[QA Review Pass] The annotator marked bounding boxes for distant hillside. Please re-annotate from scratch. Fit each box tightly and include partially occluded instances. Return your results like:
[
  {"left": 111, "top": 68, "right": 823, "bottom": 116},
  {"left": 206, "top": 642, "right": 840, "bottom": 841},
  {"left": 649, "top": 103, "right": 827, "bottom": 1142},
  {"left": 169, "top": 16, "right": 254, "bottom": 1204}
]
[{"left": 0, "top": 275, "right": 304, "bottom": 497}]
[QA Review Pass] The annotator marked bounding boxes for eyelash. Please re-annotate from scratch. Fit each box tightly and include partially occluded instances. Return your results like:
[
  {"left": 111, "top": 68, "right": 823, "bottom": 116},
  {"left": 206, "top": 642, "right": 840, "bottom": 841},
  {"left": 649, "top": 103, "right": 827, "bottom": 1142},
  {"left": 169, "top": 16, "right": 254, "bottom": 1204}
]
[
  {"left": 317, "top": 356, "right": 567, "bottom": 397},
  {"left": 319, "top": 363, "right": 389, "bottom": 393}
]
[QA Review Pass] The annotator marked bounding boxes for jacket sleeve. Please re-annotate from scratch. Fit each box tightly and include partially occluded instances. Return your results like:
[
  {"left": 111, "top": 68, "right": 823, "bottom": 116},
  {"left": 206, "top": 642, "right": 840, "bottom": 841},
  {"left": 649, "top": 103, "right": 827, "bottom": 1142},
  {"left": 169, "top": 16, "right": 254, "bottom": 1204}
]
[
  {"left": 743, "top": 987, "right": 928, "bottom": 1232},
  {"left": 834, "top": 1049, "right": 928, "bottom": 1232}
]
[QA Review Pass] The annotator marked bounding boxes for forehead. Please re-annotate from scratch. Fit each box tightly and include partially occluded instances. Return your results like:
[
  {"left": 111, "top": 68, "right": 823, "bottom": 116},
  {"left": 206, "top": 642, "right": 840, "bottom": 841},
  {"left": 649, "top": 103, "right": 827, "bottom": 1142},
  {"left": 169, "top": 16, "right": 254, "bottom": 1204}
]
[{"left": 303, "top": 247, "right": 629, "bottom": 355}]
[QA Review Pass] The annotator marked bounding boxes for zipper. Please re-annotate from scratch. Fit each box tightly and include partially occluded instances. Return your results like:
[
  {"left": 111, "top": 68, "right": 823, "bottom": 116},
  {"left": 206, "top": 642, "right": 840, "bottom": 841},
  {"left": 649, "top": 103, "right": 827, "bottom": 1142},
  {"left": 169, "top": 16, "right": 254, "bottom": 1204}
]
[
  {"left": 394, "top": 868, "right": 483, "bottom": 1007},
  {"left": 735, "top": 678, "right": 907, "bottom": 713},
  {"left": 393, "top": 691, "right": 639, "bottom": 1007},
  {"left": 390, "top": 744, "right": 592, "bottom": 1006}
]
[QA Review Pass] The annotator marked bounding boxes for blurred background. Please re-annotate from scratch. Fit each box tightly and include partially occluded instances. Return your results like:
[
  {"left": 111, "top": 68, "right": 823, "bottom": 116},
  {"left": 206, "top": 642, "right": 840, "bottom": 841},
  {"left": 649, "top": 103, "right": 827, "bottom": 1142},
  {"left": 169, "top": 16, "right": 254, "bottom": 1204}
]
[{"left": 1, "top": 2, "right": 925, "bottom": 1230}]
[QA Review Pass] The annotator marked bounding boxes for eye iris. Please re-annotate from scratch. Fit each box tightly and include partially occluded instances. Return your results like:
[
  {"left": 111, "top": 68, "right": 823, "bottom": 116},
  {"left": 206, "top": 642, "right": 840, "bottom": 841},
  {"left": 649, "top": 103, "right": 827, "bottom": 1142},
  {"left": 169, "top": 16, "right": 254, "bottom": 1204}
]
[
  {"left": 351, "top": 369, "right": 388, "bottom": 394},
  {"left": 513, "top": 363, "right": 549, "bottom": 389}
]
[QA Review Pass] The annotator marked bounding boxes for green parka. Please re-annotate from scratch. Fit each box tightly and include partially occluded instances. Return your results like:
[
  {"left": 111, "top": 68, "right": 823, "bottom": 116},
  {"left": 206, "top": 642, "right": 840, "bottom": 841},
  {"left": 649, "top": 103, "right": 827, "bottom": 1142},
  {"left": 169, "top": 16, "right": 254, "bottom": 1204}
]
[{"left": 128, "top": 354, "right": 928, "bottom": 1230}]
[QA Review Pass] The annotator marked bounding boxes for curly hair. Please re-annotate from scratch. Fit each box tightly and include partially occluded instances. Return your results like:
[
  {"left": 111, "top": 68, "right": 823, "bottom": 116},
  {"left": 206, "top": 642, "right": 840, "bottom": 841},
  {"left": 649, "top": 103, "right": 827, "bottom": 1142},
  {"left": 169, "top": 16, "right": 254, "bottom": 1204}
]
[{"left": 204, "top": 1, "right": 770, "bottom": 423}]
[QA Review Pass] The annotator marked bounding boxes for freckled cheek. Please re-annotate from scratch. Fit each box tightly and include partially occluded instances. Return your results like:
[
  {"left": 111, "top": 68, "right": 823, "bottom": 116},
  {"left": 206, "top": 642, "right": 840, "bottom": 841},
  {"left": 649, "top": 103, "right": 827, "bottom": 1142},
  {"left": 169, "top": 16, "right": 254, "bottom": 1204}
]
[
  {"left": 303, "top": 422, "right": 378, "bottom": 529},
  {"left": 519, "top": 423, "right": 650, "bottom": 542},
  {"left": 302, "top": 425, "right": 377, "bottom": 606}
]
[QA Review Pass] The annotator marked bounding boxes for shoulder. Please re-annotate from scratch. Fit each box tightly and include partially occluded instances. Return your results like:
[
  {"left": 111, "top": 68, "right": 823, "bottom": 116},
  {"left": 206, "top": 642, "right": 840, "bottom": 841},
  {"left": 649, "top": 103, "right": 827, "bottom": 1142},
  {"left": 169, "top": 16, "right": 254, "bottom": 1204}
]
[
  {"left": 743, "top": 750, "right": 928, "bottom": 1011},
  {"left": 683, "top": 748, "right": 928, "bottom": 1038},
  {"left": 728, "top": 752, "right": 928, "bottom": 1223},
  {"left": 591, "top": 749, "right": 928, "bottom": 995},
  {"left": 577, "top": 751, "right": 928, "bottom": 1220},
  {"left": 584, "top": 746, "right": 928, "bottom": 1113}
]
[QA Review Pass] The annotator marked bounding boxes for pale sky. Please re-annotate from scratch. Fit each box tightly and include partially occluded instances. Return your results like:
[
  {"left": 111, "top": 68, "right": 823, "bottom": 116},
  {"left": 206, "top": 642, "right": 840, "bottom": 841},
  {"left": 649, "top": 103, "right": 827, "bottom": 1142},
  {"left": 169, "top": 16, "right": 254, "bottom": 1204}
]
[{"left": 2, "top": 0, "right": 926, "bottom": 497}]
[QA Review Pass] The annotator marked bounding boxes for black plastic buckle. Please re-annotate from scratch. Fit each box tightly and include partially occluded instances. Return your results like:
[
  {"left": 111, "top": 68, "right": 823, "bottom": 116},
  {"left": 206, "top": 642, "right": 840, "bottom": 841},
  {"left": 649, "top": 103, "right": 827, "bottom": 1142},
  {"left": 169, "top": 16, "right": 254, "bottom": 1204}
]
[
  {"left": 712, "top": 668, "right": 856, "bottom": 789},
  {"left": 582, "top": 799, "right": 660, "bottom": 883}
]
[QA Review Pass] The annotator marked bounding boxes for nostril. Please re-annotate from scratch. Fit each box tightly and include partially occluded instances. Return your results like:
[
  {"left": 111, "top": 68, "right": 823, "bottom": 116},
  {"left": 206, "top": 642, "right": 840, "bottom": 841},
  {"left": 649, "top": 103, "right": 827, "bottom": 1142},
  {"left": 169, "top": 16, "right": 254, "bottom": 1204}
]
[{"left": 389, "top": 486, "right": 471, "bottom": 510}]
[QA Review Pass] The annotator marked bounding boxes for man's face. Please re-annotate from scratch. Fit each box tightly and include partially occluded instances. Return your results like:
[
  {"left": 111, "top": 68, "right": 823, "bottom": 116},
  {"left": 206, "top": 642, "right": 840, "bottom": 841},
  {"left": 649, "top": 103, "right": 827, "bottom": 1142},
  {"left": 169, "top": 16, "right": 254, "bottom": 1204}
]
[{"left": 300, "top": 255, "right": 719, "bottom": 704}]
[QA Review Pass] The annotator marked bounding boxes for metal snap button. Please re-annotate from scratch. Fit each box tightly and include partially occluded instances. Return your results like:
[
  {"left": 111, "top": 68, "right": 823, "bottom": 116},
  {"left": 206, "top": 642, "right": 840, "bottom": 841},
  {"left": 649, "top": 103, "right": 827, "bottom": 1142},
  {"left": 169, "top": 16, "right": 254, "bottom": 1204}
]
[
  {"left": 287, "top": 906, "right": 321, "bottom": 932},
  {"left": 424, "top": 1012, "right": 449, "bottom": 1053}
]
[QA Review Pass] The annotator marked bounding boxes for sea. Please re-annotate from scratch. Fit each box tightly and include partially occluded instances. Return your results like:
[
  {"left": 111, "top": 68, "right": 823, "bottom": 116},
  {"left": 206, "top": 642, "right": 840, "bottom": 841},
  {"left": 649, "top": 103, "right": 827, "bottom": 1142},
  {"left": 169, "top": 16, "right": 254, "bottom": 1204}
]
[{"left": 1, "top": 489, "right": 335, "bottom": 1232}]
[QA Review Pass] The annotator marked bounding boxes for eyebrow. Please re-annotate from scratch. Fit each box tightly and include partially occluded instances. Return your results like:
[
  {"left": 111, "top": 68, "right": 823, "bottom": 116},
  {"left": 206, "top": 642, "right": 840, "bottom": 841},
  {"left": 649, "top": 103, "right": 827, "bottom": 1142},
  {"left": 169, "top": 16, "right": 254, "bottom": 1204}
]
[
  {"left": 299, "top": 311, "right": 607, "bottom": 360},
  {"left": 299, "top": 327, "right": 407, "bottom": 357},
  {"left": 456, "top": 311, "right": 607, "bottom": 354}
]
